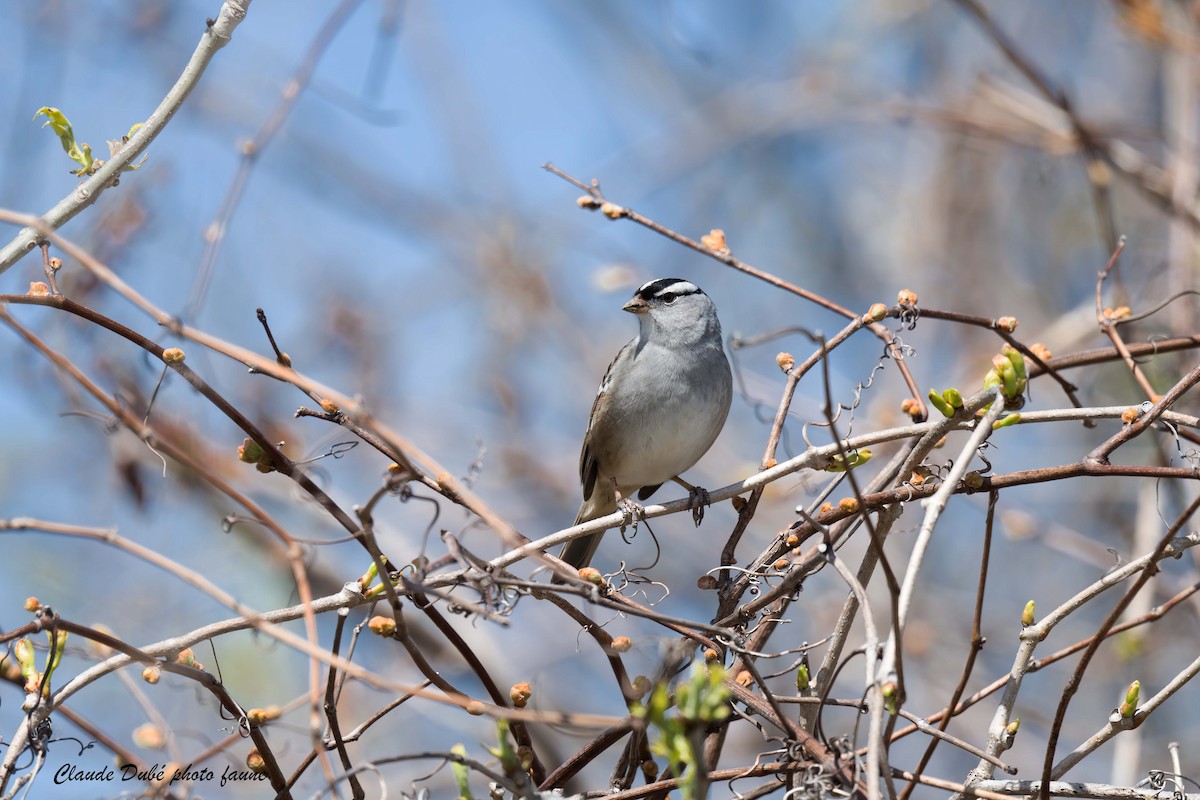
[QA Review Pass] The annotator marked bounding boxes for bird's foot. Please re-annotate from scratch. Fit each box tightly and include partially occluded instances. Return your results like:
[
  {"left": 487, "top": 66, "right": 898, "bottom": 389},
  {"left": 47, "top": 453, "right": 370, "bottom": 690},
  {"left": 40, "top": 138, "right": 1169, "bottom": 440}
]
[
  {"left": 687, "top": 485, "right": 712, "bottom": 526},
  {"left": 616, "top": 496, "right": 645, "bottom": 531}
]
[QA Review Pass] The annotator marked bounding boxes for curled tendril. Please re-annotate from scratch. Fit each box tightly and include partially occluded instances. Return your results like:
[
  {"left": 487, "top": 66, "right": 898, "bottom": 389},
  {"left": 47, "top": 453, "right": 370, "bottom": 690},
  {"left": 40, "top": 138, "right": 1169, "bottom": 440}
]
[
  {"left": 742, "top": 613, "right": 789, "bottom": 639},
  {"left": 293, "top": 440, "right": 358, "bottom": 465},
  {"left": 726, "top": 749, "right": 787, "bottom": 798},
  {"left": 463, "top": 438, "right": 486, "bottom": 489},
  {"left": 761, "top": 649, "right": 816, "bottom": 679},
  {"left": 1139, "top": 333, "right": 1168, "bottom": 364},
  {"left": 1136, "top": 769, "right": 1199, "bottom": 798},
  {"left": 607, "top": 566, "right": 670, "bottom": 605},
  {"left": 780, "top": 760, "right": 838, "bottom": 800},
  {"left": 804, "top": 338, "right": 897, "bottom": 443},
  {"left": 710, "top": 563, "right": 772, "bottom": 598},
  {"left": 974, "top": 446, "right": 994, "bottom": 476},
  {"left": 887, "top": 335, "right": 916, "bottom": 361},
  {"left": 1156, "top": 416, "right": 1200, "bottom": 476},
  {"left": 396, "top": 490, "right": 442, "bottom": 557}
]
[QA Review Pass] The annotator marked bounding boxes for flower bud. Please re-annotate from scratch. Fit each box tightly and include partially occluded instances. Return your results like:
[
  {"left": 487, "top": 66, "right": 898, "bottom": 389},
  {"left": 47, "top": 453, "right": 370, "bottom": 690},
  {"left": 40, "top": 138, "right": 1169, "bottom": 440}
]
[
  {"left": 1001, "top": 717, "right": 1020, "bottom": 750},
  {"left": 578, "top": 567, "right": 604, "bottom": 586},
  {"left": 176, "top": 648, "right": 202, "bottom": 669},
  {"left": 14, "top": 639, "right": 36, "bottom": 678},
  {"left": 700, "top": 229, "right": 728, "bottom": 252},
  {"left": 246, "top": 749, "right": 267, "bottom": 774},
  {"left": 367, "top": 615, "right": 396, "bottom": 637},
  {"left": 1119, "top": 680, "right": 1140, "bottom": 718},
  {"left": 600, "top": 202, "right": 626, "bottom": 219},
  {"left": 882, "top": 681, "right": 899, "bottom": 713},
  {"left": 509, "top": 681, "right": 532, "bottom": 708},
  {"left": 864, "top": 303, "right": 888, "bottom": 323},
  {"left": 132, "top": 723, "right": 165, "bottom": 750},
  {"left": 237, "top": 438, "right": 265, "bottom": 464},
  {"left": 992, "top": 413, "right": 1021, "bottom": 430},
  {"left": 928, "top": 389, "right": 955, "bottom": 419}
]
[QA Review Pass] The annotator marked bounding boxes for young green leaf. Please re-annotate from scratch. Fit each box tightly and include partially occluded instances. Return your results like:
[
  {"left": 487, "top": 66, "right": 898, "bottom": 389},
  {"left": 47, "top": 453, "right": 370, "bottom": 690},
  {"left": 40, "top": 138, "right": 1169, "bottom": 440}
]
[{"left": 34, "top": 106, "right": 95, "bottom": 175}]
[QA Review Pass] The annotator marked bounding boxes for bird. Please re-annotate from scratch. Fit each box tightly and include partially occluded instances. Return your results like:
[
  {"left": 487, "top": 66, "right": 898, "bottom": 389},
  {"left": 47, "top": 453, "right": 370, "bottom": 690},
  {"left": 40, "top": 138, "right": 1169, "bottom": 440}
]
[{"left": 559, "top": 277, "right": 733, "bottom": 574}]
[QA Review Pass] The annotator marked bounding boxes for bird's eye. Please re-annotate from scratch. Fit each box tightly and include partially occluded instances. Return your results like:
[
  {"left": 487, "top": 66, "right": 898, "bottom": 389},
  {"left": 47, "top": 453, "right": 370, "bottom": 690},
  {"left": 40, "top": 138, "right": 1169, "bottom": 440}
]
[{"left": 661, "top": 292, "right": 676, "bottom": 304}]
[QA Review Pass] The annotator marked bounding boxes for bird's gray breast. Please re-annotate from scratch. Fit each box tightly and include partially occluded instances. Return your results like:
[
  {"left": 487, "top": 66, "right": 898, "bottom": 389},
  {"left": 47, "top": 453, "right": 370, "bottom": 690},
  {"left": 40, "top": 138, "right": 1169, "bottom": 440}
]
[{"left": 595, "top": 340, "right": 731, "bottom": 488}]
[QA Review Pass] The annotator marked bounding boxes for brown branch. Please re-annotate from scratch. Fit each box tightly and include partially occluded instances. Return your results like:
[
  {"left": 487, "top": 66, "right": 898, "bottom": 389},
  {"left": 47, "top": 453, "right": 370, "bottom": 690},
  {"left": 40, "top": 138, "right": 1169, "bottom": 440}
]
[
  {"left": 1086, "top": 358, "right": 1200, "bottom": 465},
  {"left": 1031, "top": 335, "right": 1200, "bottom": 375}
]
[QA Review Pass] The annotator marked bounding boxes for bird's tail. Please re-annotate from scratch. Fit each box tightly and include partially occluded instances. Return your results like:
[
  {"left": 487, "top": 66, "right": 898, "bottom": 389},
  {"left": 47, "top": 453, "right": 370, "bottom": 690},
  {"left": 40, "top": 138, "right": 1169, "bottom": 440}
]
[{"left": 555, "top": 494, "right": 616, "bottom": 580}]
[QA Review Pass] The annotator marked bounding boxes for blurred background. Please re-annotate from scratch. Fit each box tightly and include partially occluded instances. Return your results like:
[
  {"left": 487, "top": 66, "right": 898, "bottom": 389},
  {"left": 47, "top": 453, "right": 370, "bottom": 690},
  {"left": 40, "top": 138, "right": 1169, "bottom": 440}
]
[{"left": 2, "top": 0, "right": 1199, "bottom": 796}]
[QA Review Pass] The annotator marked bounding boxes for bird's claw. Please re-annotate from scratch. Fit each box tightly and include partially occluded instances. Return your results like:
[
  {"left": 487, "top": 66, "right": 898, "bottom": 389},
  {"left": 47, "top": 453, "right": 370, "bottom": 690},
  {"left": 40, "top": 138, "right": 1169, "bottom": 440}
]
[
  {"left": 617, "top": 496, "right": 645, "bottom": 531},
  {"left": 688, "top": 486, "right": 711, "bottom": 526}
]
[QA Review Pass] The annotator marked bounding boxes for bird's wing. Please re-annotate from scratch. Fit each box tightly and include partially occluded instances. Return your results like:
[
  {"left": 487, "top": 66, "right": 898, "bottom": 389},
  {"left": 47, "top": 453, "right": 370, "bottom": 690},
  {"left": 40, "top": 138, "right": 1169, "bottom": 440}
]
[
  {"left": 636, "top": 484, "right": 663, "bottom": 500},
  {"left": 578, "top": 338, "right": 635, "bottom": 502}
]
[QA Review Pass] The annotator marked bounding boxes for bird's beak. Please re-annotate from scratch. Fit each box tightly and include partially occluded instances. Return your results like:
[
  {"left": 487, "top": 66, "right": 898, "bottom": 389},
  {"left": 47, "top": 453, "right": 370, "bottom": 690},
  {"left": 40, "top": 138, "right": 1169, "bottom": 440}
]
[{"left": 623, "top": 296, "right": 648, "bottom": 314}]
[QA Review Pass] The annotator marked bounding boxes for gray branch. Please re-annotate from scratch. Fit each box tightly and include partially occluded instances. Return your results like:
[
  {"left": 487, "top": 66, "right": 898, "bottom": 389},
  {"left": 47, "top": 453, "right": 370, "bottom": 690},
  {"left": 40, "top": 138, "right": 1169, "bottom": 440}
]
[{"left": 0, "top": 0, "right": 252, "bottom": 272}]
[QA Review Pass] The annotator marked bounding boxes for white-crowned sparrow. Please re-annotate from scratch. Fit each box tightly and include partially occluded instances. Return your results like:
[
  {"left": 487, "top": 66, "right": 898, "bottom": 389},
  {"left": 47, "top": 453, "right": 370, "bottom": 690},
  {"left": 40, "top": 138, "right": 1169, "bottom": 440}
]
[{"left": 560, "top": 277, "right": 733, "bottom": 571}]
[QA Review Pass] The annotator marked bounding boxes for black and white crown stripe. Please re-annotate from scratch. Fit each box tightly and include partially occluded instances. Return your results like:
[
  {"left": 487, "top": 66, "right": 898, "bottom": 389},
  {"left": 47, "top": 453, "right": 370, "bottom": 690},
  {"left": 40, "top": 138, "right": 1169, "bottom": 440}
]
[
  {"left": 592, "top": 279, "right": 705, "bottom": 399},
  {"left": 635, "top": 278, "right": 704, "bottom": 302}
]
